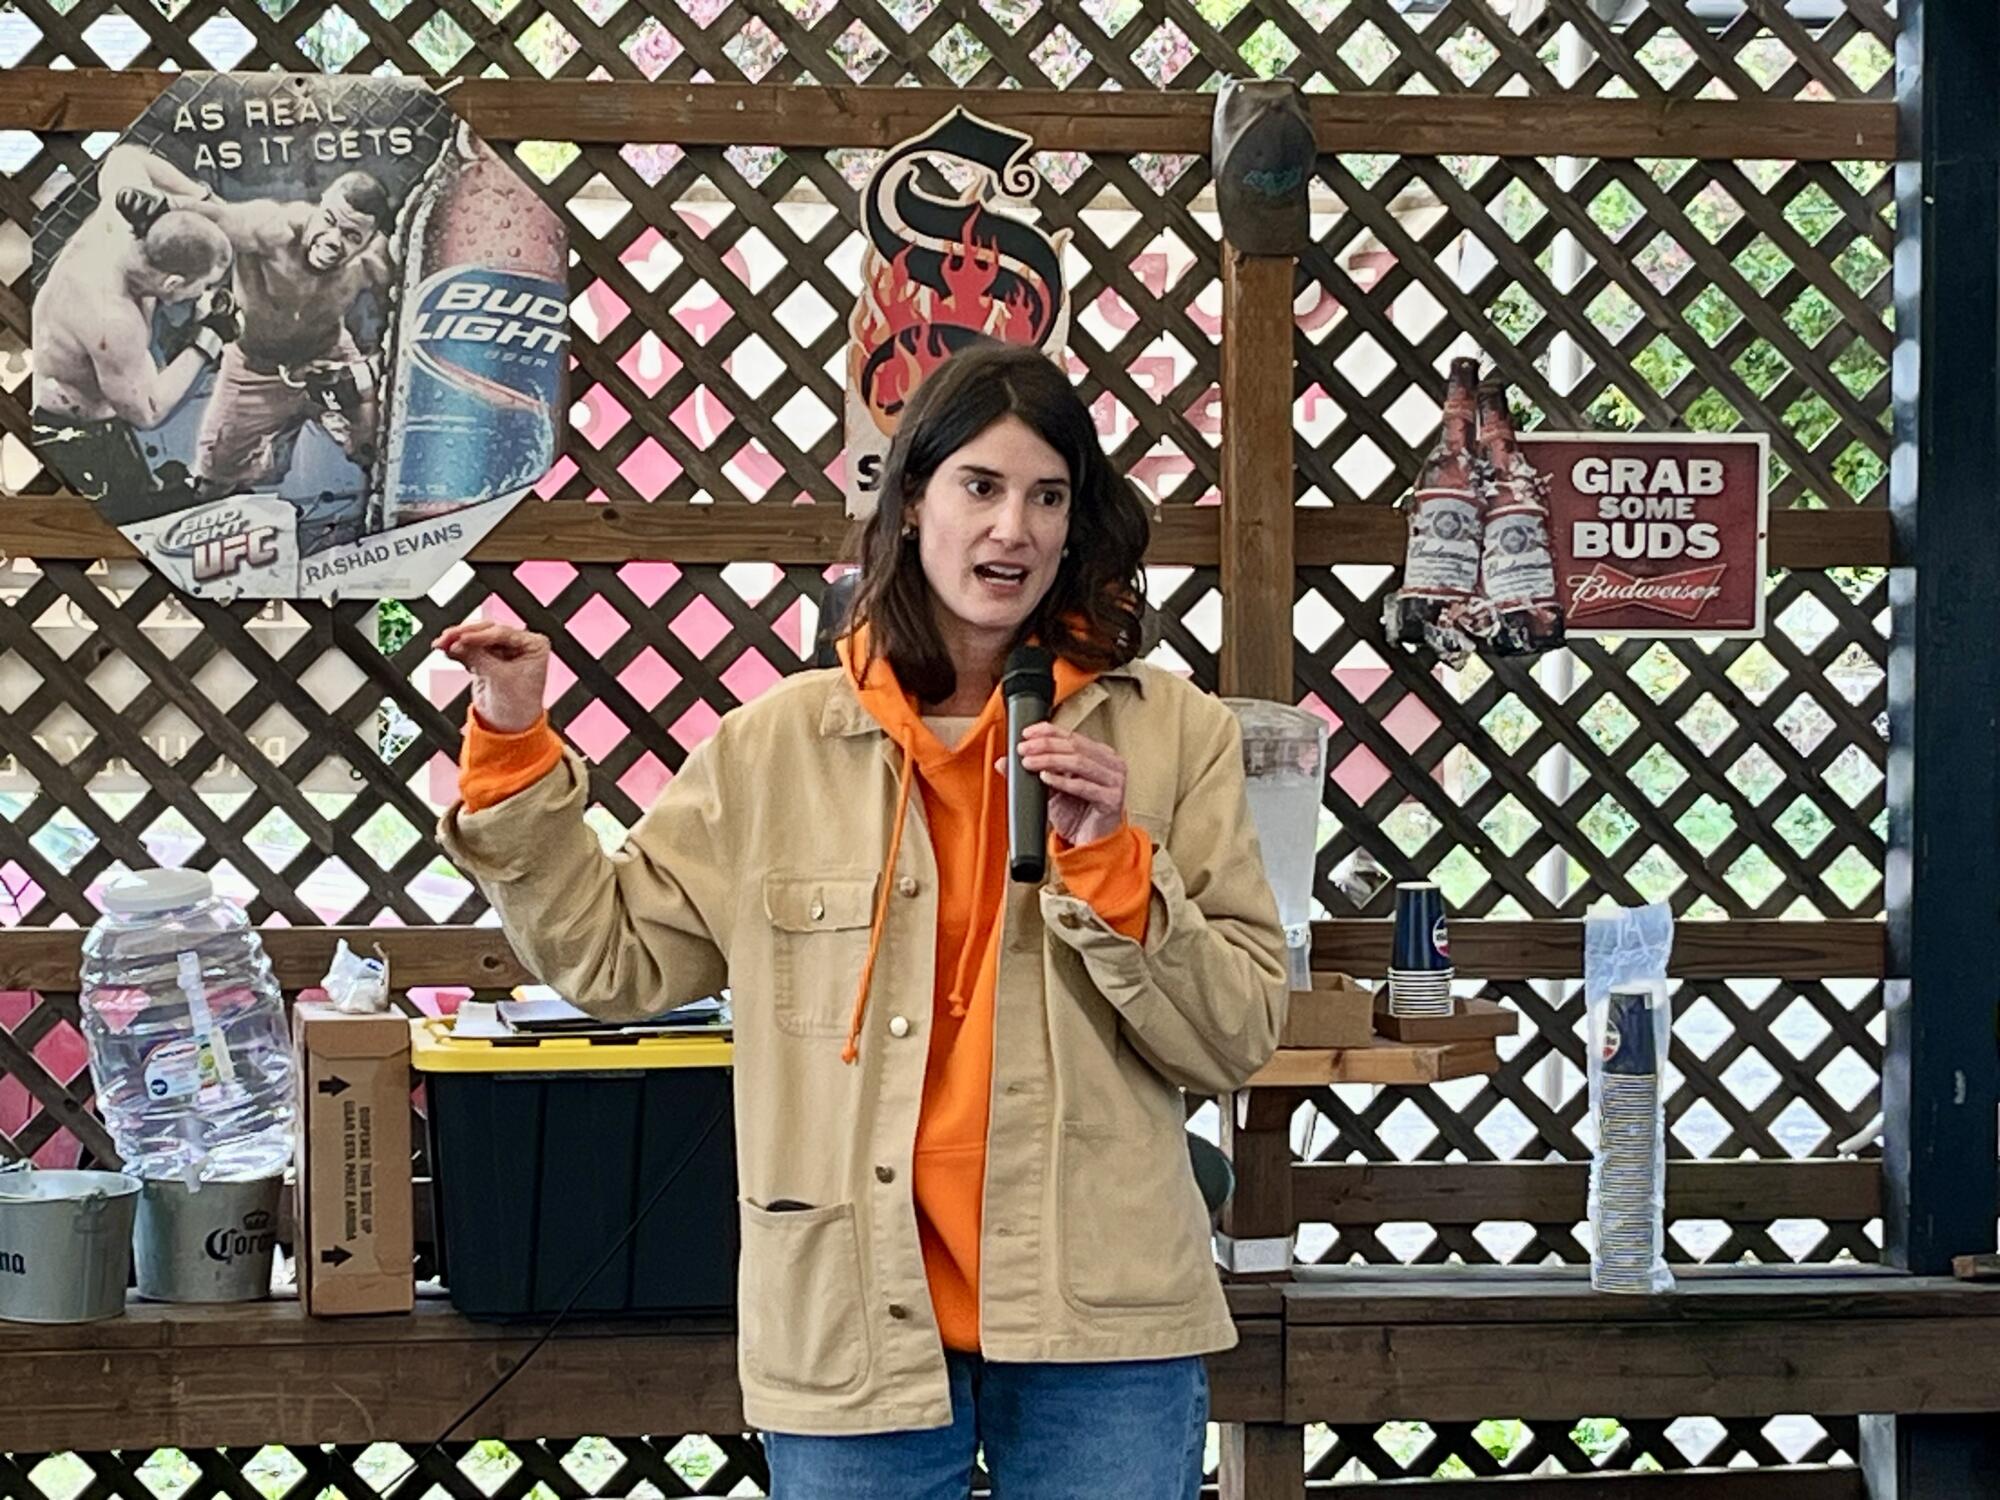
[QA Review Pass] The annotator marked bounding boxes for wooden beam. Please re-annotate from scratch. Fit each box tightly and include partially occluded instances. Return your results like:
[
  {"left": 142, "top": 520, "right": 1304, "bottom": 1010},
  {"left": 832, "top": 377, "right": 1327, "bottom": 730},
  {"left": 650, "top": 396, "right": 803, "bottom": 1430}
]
[
  {"left": 1282, "top": 1270, "right": 2000, "bottom": 1424},
  {"left": 0, "top": 497, "right": 1892, "bottom": 569},
  {"left": 0, "top": 1293, "right": 1283, "bottom": 1450},
  {"left": 0, "top": 917, "right": 1885, "bottom": 991},
  {"left": 0, "top": 1301, "right": 745, "bottom": 1451},
  {"left": 1289, "top": 1314, "right": 2000, "bottom": 1424},
  {"left": 1218, "top": 247, "right": 1298, "bottom": 700},
  {"left": 0, "top": 496, "right": 1208, "bottom": 567},
  {"left": 1301, "top": 1471, "right": 1862, "bottom": 1500},
  {"left": 1310, "top": 917, "right": 1886, "bottom": 980},
  {"left": 0, "top": 925, "right": 533, "bottom": 992},
  {"left": 1281, "top": 1265, "right": 2000, "bottom": 1326},
  {"left": 1292, "top": 1159, "right": 1881, "bottom": 1227},
  {"left": 0, "top": 71, "right": 1897, "bottom": 160}
]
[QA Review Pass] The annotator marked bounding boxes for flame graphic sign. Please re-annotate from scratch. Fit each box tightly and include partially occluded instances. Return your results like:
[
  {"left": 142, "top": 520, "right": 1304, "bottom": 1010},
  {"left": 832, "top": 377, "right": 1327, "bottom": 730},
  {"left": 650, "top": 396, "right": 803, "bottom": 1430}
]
[{"left": 844, "top": 108, "right": 1071, "bottom": 517}]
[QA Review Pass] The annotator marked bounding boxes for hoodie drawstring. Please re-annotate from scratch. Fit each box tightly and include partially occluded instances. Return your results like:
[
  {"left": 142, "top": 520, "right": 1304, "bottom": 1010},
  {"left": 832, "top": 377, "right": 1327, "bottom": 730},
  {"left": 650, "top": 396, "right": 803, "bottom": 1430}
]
[
  {"left": 945, "top": 724, "right": 1000, "bottom": 1019},
  {"left": 842, "top": 736, "right": 916, "bottom": 1066}
]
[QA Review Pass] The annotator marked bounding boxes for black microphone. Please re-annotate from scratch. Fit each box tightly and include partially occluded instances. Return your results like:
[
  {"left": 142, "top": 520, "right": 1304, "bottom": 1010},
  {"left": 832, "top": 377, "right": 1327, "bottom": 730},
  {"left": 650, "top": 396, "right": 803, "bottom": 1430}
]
[{"left": 1002, "top": 645, "right": 1055, "bottom": 883}]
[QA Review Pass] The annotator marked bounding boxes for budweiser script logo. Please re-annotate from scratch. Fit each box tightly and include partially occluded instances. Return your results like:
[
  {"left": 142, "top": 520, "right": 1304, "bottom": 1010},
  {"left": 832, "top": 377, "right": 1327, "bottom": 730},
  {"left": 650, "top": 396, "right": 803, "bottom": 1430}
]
[{"left": 1566, "top": 561, "right": 1728, "bottom": 622}]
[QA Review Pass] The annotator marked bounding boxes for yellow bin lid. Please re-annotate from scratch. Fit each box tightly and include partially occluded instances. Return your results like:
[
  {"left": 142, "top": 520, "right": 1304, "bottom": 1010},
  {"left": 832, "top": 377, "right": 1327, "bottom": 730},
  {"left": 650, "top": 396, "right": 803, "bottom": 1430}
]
[{"left": 409, "top": 1016, "right": 734, "bottom": 1073}]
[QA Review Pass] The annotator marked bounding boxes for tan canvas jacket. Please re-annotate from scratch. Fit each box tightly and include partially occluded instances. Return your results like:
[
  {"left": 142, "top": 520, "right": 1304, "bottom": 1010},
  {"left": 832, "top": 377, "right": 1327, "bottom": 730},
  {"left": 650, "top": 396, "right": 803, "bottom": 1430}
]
[{"left": 437, "top": 659, "right": 1287, "bottom": 1434}]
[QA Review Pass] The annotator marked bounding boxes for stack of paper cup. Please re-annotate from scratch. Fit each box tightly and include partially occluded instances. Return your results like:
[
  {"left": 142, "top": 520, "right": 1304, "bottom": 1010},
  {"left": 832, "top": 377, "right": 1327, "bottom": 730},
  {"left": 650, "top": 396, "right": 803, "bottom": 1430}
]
[
  {"left": 1387, "top": 881, "right": 1453, "bottom": 1017},
  {"left": 1592, "top": 982, "right": 1664, "bottom": 1294}
]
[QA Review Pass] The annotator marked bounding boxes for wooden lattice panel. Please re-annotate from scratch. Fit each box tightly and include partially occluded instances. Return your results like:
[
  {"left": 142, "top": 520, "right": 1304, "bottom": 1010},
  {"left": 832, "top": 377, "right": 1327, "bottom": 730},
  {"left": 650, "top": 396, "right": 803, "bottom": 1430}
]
[
  {"left": 1294, "top": 152, "right": 1894, "bottom": 513},
  {"left": 0, "top": 5, "right": 1898, "bottom": 1485},
  {"left": 0, "top": 1421, "right": 1863, "bottom": 1496},
  {"left": 0, "top": 0, "right": 1897, "bottom": 100},
  {"left": 0, "top": 1438, "right": 777, "bottom": 1500},
  {"left": 1302, "top": 566, "right": 1887, "bottom": 920},
  {"left": 0, "top": 554, "right": 1212, "bottom": 933},
  {"left": 1308, "top": 1412, "right": 1860, "bottom": 1484},
  {"left": 1292, "top": 975, "right": 1882, "bottom": 1269}
]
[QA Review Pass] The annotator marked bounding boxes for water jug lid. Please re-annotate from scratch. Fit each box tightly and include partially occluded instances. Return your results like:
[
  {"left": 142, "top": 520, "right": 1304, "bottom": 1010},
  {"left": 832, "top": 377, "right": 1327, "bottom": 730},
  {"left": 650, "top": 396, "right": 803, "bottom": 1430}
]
[{"left": 101, "top": 868, "right": 214, "bottom": 915}]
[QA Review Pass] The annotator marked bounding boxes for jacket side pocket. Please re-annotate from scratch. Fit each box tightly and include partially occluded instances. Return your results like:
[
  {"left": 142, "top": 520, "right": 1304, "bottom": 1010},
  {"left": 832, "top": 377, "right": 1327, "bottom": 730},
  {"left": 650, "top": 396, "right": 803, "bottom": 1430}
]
[
  {"left": 1056, "top": 1121, "right": 1216, "bottom": 1312},
  {"left": 738, "top": 1198, "right": 872, "bottom": 1394}
]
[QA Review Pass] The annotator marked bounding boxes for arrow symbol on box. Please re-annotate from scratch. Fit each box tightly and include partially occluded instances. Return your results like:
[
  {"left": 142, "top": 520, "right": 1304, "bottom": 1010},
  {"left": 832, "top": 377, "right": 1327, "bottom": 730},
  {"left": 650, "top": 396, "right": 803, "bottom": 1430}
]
[
  {"left": 320, "top": 1246, "right": 352, "bottom": 1267},
  {"left": 318, "top": 1077, "right": 350, "bottom": 1096}
]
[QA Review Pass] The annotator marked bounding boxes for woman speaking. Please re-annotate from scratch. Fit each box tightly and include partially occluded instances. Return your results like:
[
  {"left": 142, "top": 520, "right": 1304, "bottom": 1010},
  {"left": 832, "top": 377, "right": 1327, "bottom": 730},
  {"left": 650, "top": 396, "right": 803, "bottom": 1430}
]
[{"left": 437, "top": 342, "right": 1287, "bottom": 1498}]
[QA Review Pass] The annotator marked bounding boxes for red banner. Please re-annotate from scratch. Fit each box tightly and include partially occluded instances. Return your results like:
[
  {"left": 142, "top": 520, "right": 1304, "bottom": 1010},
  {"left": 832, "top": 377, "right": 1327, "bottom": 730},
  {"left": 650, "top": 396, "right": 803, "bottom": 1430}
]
[{"left": 1520, "top": 433, "right": 1770, "bottom": 638}]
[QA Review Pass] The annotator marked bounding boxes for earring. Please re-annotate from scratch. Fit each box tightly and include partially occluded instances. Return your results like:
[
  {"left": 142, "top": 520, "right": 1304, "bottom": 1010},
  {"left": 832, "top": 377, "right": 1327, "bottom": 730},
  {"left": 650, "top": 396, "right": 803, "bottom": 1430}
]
[{"left": 901, "top": 524, "right": 918, "bottom": 541}]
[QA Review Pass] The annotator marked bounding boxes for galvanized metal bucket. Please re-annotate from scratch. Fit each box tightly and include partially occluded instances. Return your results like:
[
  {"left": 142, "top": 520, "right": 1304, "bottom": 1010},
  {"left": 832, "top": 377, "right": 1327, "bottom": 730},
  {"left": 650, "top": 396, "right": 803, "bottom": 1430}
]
[
  {"left": 0, "top": 1162, "right": 141, "bottom": 1323},
  {"left": 133, "top": 1174, "right": 282, "bottom": 1303}
]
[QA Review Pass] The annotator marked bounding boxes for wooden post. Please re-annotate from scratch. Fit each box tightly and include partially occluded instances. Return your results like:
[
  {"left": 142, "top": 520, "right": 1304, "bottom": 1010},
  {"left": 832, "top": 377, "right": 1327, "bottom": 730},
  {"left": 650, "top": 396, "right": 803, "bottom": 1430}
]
[
  {"left": 1863, "top": 1415, "right": 2000, "bottom": 1500},
  {"left": 1216, "top": 242, "right": 1303, "bottom": 1500},
  {"left": 1217, "top": 1088, "right": 1297, "bottom": 1277},
  {"left": 1218, "top": 245, "right": 1297, "bottom": 703},
  {"left": 1879, "top": 0, "right": 1999, "bottom": 1286},
  {"left": 1870, "top": 0, "right": 2000, "bottom": 1493},
  {"left": 1220, "top": 1421, "right": 1306, "bottom": 1500}
]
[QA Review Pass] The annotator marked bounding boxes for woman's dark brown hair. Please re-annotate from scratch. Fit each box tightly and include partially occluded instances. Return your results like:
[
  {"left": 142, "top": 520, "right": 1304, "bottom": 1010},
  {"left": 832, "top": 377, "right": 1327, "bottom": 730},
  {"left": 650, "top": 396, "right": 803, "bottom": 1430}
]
[{"left": 843, "top": 341, "right": 1151, "bottom": 704}]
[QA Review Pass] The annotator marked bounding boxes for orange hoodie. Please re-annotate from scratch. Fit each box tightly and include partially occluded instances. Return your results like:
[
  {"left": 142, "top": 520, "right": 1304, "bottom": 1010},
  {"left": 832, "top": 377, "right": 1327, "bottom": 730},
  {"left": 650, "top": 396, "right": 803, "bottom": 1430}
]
[{"left": 455, "top": 649, "right": 1154, "bottom": 1353}]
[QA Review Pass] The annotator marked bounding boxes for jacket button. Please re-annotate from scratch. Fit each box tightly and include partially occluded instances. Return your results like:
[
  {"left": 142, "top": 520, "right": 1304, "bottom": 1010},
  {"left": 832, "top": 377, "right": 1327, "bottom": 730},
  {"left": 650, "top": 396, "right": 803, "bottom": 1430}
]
[
  {"left": 888, "top": 1303, "right": 910, "bottom": 1320},
  {"left": 897, "top": 875, "right": 919, "bottom": 897},
  {"left": 875, "top": 1165, "right": 895, "bottom": 1183},
  {"left": 888, "top": 1015, "right": 911, "bottom": 1038}
]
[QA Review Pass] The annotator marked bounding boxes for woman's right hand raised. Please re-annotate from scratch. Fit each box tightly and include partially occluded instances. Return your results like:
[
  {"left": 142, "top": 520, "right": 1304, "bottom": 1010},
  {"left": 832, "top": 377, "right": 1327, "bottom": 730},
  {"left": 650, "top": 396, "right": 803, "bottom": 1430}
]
[{"left": 436, "top": 623, "right": 552, "bottom": 735}]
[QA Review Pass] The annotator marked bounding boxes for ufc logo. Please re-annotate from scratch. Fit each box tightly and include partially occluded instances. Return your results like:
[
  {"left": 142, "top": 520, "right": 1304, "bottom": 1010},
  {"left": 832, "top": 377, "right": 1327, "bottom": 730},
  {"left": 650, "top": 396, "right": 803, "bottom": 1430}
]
[{"left": 192, "top": 528, "right": 280, "bottom": 582}]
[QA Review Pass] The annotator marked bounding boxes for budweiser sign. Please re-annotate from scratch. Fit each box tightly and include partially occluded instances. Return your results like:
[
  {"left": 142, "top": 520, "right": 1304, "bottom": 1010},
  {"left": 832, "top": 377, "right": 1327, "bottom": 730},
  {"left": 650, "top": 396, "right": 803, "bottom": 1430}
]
[{"left": 1520, "top": 433, "right": 1769, "bottom": 638}]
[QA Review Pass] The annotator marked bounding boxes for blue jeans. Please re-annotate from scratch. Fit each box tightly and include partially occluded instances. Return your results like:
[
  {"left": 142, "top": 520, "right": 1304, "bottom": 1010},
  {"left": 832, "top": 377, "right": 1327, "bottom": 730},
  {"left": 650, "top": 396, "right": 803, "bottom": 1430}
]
[{"left": 762, "top": 1351, "right": 1209, "bottom": 1499}]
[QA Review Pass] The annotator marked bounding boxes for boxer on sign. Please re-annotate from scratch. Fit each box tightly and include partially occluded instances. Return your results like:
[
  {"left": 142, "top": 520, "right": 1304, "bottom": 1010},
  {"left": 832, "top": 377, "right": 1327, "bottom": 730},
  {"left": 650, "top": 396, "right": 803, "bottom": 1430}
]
[
  {"left": 125, "top": 151, "right": 395, "bottom": 488},
  {"left": 31, "top": 146, "right": 237, "bottom": 522}
]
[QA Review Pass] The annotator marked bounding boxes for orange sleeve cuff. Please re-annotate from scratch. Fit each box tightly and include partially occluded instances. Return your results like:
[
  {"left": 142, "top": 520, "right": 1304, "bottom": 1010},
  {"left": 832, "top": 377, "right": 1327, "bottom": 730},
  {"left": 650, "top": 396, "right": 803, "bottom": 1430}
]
[
  {"left": 458, "top": 711, "right": 564, "bottom": 813},
  {"left": 1054, "top": 822, "right": 1154, "bottom": 943}
]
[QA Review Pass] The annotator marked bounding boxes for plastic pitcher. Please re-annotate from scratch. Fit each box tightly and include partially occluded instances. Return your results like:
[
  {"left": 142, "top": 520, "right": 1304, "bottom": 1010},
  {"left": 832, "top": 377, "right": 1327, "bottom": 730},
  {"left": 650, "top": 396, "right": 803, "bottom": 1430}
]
[{"left": 1224, "top": 700, "right": 1330, "bottom": 990}]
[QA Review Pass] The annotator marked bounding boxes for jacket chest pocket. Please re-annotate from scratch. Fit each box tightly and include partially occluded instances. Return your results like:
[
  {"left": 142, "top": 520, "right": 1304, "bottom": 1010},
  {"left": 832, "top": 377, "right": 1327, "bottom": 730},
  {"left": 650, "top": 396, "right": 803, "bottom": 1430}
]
[{"left": 763, "top": 872, "right": 878, "bottom": 1038}]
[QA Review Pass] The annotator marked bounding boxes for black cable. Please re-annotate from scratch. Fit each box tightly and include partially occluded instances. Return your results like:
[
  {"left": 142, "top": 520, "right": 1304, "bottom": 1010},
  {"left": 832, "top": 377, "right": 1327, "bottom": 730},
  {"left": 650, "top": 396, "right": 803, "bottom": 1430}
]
[{"left": 375, "top": 1098, "right": 732, "bottom": 1495}]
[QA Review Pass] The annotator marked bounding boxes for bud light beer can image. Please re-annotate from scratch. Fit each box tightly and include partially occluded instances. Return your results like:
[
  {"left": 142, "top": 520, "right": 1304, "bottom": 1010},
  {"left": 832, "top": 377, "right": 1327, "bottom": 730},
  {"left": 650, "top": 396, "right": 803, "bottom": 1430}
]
[{"left": 376, "top": 121, "right": 569, "bottom": 531}]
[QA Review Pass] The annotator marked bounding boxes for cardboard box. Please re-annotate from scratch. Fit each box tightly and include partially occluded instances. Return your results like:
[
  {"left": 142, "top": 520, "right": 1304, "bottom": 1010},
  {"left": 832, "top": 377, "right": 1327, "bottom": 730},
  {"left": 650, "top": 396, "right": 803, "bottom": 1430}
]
[
  {"left": 1280, "top": 972, "right": 1376, "bottom": 1049},
  {"left": 293, "top": 1003, "right": 414, "bottom": 1316}
]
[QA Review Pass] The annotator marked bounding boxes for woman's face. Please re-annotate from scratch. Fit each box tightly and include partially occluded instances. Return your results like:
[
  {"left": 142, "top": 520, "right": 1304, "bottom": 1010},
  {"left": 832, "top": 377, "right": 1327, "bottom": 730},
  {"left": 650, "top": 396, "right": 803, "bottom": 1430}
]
[{"left": 908, "top": 414, "right": 1073, "bottom": 659}]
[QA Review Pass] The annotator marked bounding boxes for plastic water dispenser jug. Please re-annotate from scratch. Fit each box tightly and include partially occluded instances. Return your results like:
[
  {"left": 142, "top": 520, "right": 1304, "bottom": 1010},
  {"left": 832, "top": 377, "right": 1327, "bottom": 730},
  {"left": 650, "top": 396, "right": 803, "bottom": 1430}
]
[{"left": 1224, "top": 700, "right": 1329, "bottom": 990}]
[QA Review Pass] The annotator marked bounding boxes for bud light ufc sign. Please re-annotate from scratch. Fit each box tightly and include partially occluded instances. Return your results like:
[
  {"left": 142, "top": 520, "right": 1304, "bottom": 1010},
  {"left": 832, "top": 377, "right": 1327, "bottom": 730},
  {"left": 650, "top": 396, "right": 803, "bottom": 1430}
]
[{"left": 28, "top": 72, "right": 568, "bottom": 600}]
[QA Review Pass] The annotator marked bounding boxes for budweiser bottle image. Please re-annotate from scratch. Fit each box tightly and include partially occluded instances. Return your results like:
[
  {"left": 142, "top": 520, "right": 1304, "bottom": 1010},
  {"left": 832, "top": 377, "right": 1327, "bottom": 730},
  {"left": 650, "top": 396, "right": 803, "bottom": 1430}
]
[
  {"left": 1388, "top": 357, "right": 1483, "bottom": 647},
  {"left": 375, "top": 122, "right": 568, "bottom": 530},
  {"left": 1473, "top": 379, "right": 1564, "bottom": 656}
]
